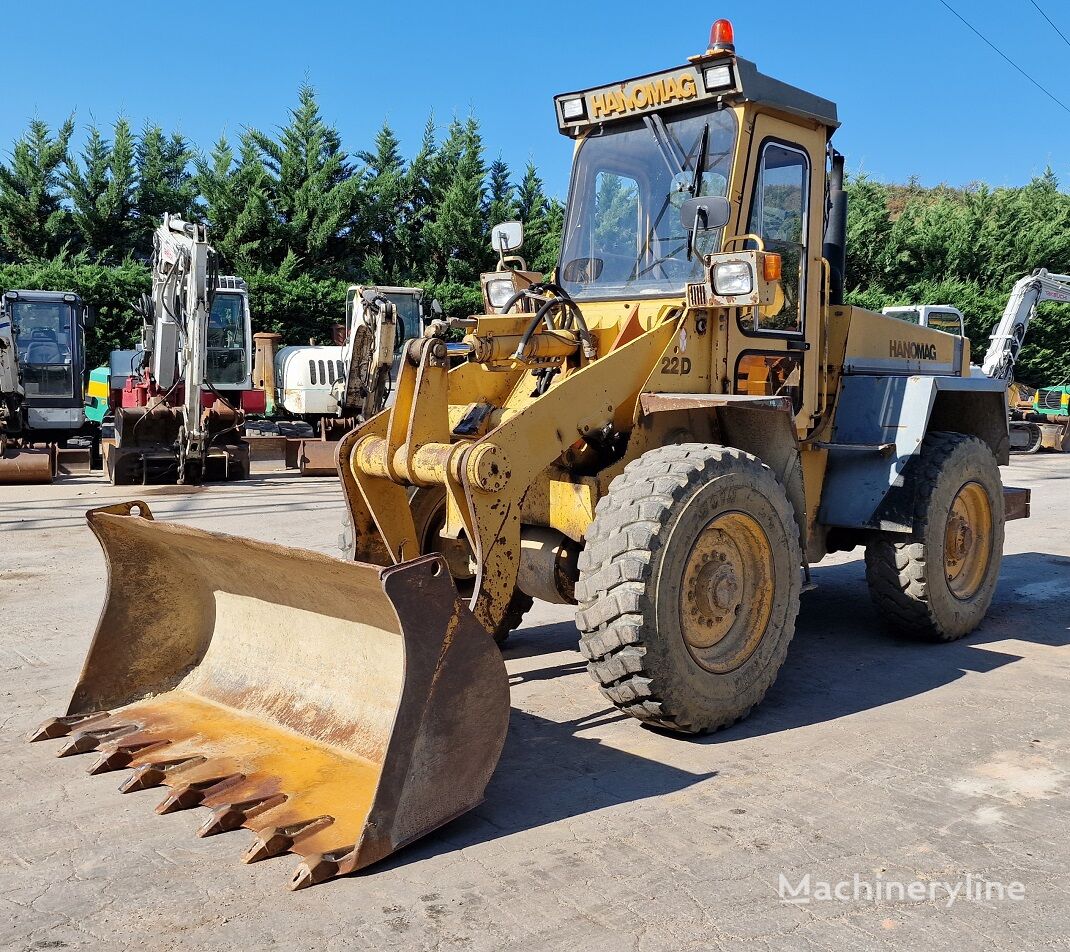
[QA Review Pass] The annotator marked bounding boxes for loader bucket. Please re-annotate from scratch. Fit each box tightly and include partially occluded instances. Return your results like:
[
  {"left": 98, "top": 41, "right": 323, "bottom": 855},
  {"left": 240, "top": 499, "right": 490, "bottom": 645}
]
[
  {"left": 0, "top": 445, "right": 54, "bottom": 484},
  {"left": 30, "top": 501, "right": 510, "bottom": 889}
]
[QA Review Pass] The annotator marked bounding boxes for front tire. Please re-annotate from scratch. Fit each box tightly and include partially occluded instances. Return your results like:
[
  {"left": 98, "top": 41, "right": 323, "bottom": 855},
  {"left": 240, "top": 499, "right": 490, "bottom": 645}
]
[
  {"left": 576, "top": 444, "right": 803, "bottom": 734},
  {"left": 865, "top": 432, "right": 1004, "bottom": 641}
]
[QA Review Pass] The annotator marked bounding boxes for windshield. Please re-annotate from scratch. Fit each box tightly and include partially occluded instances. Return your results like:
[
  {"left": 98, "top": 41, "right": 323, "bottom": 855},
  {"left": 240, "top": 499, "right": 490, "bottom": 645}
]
[
  {"left": 12, "top": 300, "right": 75, "bottom": 398},
  {"left": 384, "top": 292, "right": 423, "bottom": 350},
  {"left": 560, "top": 106, "right": 737, "bottom": 299},
  {"left": 206, "top": 292, "right": 247, "bottom": 386}
]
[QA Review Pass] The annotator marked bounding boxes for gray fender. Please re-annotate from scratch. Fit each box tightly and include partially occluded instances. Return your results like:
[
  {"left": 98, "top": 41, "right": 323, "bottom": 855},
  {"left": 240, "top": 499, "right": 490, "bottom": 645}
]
[{"left": 818, "top": 374, "right": 1009, "bottom": 533}]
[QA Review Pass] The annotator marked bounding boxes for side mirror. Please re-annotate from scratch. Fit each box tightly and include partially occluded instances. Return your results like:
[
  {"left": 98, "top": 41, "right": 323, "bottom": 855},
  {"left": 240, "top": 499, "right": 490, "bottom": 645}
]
[
  {"left": 679, "top": 195, "right": 731, "bottom": 261},
  {"left": 431, "top": 298, "right": 443, "bottom": 317},
  {"left": 679, "top": 195, "right": 731, "bottom": 234},
  {"left": 490, "top": 221, "right": 524, "bottom": 254},
  {"left": 84, "top": 305, "right": 98, "bottom": 330}
]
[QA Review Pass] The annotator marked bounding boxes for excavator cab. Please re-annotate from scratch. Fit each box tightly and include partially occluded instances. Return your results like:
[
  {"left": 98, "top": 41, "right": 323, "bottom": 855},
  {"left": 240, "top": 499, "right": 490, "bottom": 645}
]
[{"left": 0, "top": 289, "right": 93, "bottom": 483}]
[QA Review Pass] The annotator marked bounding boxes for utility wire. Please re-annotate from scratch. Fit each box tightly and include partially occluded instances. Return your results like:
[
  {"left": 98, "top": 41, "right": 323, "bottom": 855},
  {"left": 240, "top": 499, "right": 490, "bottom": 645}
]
[
  {"left": 1028, "top": 0, "right": 1070, "bottom": 51},
  {"left": 936, "top": 0, "right": 1070, "bottom": 116}
]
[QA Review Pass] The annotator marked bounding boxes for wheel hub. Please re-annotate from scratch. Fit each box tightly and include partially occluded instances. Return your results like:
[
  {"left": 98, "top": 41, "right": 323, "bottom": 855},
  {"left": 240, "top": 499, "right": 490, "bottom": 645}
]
[
  {"left": 685, "top": 547, "right": 743, "bottom": 647},
  {"left": 944, "top": 481, "right": 993, "bottom": 600},
  {"left": 679, "top": 511, "right": 774, "bottom": 673}
]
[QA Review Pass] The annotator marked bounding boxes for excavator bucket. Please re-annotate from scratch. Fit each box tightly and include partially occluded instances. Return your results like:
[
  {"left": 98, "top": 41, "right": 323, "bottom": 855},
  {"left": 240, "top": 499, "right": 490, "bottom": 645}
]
[
  {"left": 29, "top": 501, "right": 510, "bottom": 889},
  {"left": 0, "top": 445, "right": 54, "bottom": 484}
]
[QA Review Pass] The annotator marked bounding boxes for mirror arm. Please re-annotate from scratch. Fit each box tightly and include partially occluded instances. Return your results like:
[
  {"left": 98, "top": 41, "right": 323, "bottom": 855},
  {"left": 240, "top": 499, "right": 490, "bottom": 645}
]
[{"left": 686, "top": 209, "right": 708, "bottom": 261}]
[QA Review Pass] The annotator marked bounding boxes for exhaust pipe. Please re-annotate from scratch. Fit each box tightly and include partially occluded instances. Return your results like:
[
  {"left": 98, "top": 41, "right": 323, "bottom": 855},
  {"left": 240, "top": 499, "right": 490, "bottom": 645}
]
[{"left": 822, "top": 149, "right": 847, "bottom": 307}]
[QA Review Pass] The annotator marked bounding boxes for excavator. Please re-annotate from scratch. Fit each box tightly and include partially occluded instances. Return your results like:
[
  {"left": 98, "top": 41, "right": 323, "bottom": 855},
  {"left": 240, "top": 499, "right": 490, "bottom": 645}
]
[
  {"left": 105, "top": 215, "right": 257, "bottom": 484},
  {"left": 982, "top": 269, "right": 1070, "bottom": 453},
  {"left": 32, "top": 21, "right": 1030, "bottom": 889},
  {"left": 0, "top": 289, "right": 96, "bottom": 483},
  {"left": 267, "top": 285, "right": 435, "bottom": 474}
]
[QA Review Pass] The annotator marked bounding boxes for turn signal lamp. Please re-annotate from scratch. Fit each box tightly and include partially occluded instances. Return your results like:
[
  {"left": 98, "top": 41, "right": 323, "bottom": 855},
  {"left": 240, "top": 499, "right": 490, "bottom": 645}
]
[
  {"left": 709, "top": 19, "right": 735, "bottom": 53},
  {"left": 763, "top": 254, "right": 782, "bottom": 282}
]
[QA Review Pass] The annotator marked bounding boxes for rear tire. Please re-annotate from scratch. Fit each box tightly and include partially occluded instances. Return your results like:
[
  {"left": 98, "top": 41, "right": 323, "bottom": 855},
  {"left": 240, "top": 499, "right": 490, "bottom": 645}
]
[
  {"left": 865, "top": 432, "right": 1004, "bottom": 641},
  {"left": 576, "top": 444, "right": 802, "bottom": 734}
]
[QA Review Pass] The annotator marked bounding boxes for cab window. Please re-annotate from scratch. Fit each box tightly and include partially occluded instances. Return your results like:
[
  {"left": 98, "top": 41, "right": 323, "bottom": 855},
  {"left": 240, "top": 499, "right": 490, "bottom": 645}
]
[
  {"left": 746, "top": 142, "right": 809, "bottom": 334},
  {"left": 206, "top": 292, "right": 247, "bottom": 385},
  {"left": 591, "top": 172, "right": 641, "bottom": 284},
  {"left": 926, "top": 311, "right": 963, "bottom": 336}
]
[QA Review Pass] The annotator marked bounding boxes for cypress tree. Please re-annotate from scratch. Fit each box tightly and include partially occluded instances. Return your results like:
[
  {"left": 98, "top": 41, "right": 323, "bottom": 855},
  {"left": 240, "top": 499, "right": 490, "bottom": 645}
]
[
  {"left": 63, "top": 119, "right": 138, "bottom": 261},
  {"left": 0, "top": 117, "right": 74, "bottom": 261},
  {"left": 360, "top": 122, "right": 407, "bottom": 283},
  {"left": 195, "top": 133, "right": 276, "bottom": 273},
  {"left": 247, "top": 85, "right": 365, "bottom": 273},
  {"left": 133, "top": 125, "right": 194, "bottom": 258}
]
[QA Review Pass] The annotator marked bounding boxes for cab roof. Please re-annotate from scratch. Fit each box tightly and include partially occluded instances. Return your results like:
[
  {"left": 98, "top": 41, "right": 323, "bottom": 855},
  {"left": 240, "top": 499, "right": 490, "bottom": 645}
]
[
  {"left": 6, "top": 289, "right": 82, "bottom": 302},
  {"left": 554, "top": 55, "right": 838, "bottom": 136}
]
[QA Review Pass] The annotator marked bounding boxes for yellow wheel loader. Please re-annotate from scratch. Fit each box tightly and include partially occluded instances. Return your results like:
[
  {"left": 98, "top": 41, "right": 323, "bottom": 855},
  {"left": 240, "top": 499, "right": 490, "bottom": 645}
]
[{"left": 32, "top": 20, "right": 1030, "bottom": 888}]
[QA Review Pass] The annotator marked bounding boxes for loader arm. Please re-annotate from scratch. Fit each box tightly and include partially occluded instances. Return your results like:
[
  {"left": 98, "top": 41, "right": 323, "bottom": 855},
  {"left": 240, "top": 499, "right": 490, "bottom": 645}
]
[{"left": 343, "top": 318, "right": 680, "bottom": 631}]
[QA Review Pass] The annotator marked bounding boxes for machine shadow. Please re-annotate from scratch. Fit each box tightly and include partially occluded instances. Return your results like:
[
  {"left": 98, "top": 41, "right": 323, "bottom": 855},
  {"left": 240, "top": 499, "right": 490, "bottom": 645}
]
[
  {"left": 371, "top": 551, "right": 1067, "bottom": 870},
  {"left": 722, "top": 549, "right": 1070, "bottom": 741}
]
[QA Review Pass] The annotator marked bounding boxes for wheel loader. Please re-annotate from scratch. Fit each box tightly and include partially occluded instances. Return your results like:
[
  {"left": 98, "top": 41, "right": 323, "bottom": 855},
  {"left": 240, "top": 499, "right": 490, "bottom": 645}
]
[{"left": 32, "top": 20, "right": 1029, "bottom": 889}]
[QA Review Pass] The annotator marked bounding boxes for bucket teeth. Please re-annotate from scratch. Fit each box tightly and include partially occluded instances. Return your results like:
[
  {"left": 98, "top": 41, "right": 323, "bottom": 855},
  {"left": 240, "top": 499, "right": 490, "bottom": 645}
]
[
  {"left": 56, "top": 724, "right": 139, "bottom": 758},
  {"left": 290, "top": 848, "right": 353, "bottom": 891},
  {"left": 156, "top": 774, "right": 245, "bottom": 815},
  {"left": 29, "top": 712, "right": 109, "bottom": 742},
  {"left": 242, "top": 816, "right": 334, "bottom": 864},
  {"left": 87, "top": 739, "right": 170, "bottom": 775},
  {"left": 196, "top": 794, "right": 288, "bottom": 837},
  {"left": 119, "top": 756, "right": 206, "bottom": 793}
]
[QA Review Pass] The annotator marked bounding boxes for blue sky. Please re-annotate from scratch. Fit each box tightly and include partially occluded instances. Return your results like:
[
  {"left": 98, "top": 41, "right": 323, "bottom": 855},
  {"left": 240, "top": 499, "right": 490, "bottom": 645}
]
[{"left": 3, "top": 0, "right": 1069, "bottom": 198}]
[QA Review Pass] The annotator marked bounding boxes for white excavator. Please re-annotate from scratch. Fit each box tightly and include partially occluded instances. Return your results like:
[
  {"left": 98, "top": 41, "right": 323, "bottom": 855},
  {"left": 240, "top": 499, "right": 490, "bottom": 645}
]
[
  {"left": 980, "top": 269, "right": 1070, "bottom": 379},
  {"left": 981, "top": 269, "right": 1070, "bottom": 453},
  {"left": 109, "top": 214, "right": 253, "bottom": 484},
  {"left": 269, "top": 285, "right": 436, "bottom": 474}
]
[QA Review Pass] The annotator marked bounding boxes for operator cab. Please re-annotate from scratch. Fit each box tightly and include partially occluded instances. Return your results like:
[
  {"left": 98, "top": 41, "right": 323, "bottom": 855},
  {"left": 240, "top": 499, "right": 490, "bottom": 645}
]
[
  {"left": 550, "top": 18, "right": 840, "bottom": 430},
  {"left": 344, "top": 286, "right": 427, "bottom": 349},
  {"left": 206, "top": 277, "right": 253, "bottom": 391},
  {"left": 3, "top": 289, "right": 91, "bottom": 437}
]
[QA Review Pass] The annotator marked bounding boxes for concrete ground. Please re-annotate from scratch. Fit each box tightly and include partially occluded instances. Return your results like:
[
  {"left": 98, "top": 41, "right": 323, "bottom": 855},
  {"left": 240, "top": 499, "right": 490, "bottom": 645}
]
[{"left": 2, "top": 455, "right": 1068, "bottom": 952}]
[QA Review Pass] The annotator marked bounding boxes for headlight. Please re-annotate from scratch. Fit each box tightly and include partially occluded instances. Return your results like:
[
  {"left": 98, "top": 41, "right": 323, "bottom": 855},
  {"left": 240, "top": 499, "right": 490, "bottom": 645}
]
[
  {"left": 486, "top": 277, "right": 516, "bottom": 310},
  {"left": 703, "top": 64, "right": 733, "bottom": 91},
  {"left": 561, "top": 97, "right": 587, "bottom": 121},
  {"left": 713, "top": 262, "right": 753, "bottom": 296}
]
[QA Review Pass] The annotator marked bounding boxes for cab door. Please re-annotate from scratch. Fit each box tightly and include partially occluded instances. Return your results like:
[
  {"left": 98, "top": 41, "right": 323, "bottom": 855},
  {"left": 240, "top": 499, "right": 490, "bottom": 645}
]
[{"left": 727, "top": 113, "right": 825, "bottom": 433}]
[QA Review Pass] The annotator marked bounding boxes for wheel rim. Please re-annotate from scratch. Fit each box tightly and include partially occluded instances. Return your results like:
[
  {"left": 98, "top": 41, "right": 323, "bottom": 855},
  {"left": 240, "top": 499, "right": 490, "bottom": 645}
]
[
  {"left": 944, "top": 481, "right": 993, "bottom": 600},
  {"left": 679, "top": 511, "right": 775, "bottom": 674}
]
